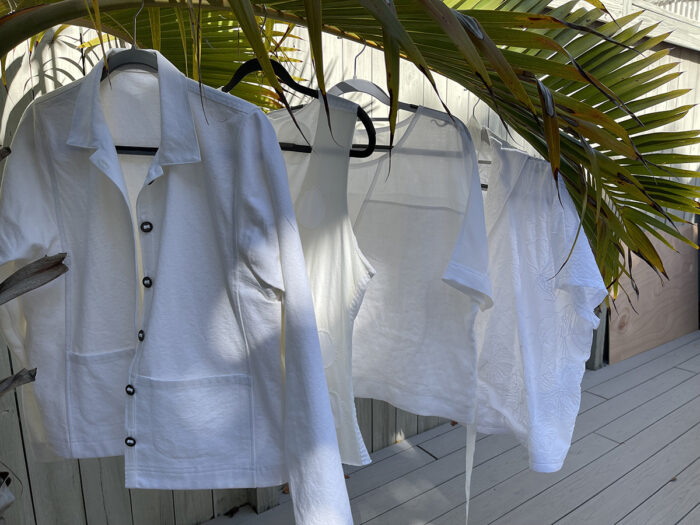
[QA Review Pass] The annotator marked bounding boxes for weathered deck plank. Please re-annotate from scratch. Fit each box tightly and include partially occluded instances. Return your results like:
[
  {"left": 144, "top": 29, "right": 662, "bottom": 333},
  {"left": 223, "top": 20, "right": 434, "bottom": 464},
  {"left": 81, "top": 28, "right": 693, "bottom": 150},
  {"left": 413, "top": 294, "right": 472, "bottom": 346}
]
[
  {"left": 677, "top": 352, "right": 700, "bottom": 373},
  {"left": 491, "top": 395, "right": 700, "bottom": 525},
  {"left": 587, "top": 337, "right": 700, "bottom": 399},
  {"left": 578, "top": 391, "right": 606, "bottom": 413},
  {"left": 350, "top": 448, "right": 465, "bottom": 524},
  {"left": 572, "top": 367, "right": 694, "bottom": 441},
  {"left": 580, "top": 331, "right": 700, "bottom": 390},
  {"left": 214, "top": 334, "right": 700, "bottom": 525},
  {"left": 559, "top": 423, "right": 700, "bottom": 524},
  {"left": 596, "top": 372, "right": 700, "bottom": 443},
  {"left": 678, "top": 503, "right": 700, "bottom": 524},
  {"left": 346, "top": 446, "right": 435, "bottom": 499}
]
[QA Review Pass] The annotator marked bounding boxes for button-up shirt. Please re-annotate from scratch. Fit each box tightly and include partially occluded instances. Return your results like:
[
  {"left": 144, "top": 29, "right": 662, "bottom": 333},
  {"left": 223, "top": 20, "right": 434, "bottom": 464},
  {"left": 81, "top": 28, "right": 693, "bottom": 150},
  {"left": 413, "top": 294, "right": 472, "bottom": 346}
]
[{"left": 0, "top": 49, "right": 352, "bottom": 525}]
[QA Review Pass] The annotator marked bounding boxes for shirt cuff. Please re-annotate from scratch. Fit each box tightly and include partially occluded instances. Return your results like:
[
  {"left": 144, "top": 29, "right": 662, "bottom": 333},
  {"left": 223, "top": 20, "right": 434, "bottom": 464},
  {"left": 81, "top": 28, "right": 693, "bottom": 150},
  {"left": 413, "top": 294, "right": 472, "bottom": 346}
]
[{"left": 442, "top": 261, "right": 494, "bottom": 311}]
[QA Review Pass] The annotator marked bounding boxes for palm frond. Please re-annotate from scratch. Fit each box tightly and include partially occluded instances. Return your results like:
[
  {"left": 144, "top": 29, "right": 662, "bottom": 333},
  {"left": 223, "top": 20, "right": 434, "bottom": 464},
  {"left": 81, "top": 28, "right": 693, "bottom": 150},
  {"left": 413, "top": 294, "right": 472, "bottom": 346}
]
[{"left": 0, "top": 0, "right": 698, "bottom": 290}]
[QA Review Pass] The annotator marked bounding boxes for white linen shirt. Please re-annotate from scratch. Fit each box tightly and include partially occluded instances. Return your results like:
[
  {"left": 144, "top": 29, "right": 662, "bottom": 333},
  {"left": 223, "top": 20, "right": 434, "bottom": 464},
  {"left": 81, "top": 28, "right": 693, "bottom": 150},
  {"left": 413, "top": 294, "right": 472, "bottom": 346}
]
[
  {"left": 473, "top": 128, "right": 608, "bottom": 472},
  {"left": 0, "top": 50, "right": 352, "bottom": 525},
  {"left": 348, "top": 108, "right": 492, "bottom": 425}
]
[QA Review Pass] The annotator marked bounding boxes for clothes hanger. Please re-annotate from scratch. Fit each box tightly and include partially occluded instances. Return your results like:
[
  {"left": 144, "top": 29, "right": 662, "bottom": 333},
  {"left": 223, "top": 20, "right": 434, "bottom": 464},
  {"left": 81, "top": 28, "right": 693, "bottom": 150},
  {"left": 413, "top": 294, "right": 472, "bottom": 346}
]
[
  {"left": 466, "top": 99, "right": 491, "bottom": 191},
  {"left": 328, "top": 41, "right": 418, "bottom": 152},
  {"left": 100, "top": 0, "right": 159, "bottom": 156},
  {"left": 328, "top": 40, "right": 419, "bottom": 117},
  {"left": 222, "top": 58, "right": 376, "bottom": 158}
]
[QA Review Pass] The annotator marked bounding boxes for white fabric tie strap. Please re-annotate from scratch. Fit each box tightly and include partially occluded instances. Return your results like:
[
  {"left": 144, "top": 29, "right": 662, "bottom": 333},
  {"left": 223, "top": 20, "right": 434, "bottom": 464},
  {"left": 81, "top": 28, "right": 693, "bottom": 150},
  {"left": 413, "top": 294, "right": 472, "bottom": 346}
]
[{"left": 464, "top": 423, "right": 477, "bottom": 523}]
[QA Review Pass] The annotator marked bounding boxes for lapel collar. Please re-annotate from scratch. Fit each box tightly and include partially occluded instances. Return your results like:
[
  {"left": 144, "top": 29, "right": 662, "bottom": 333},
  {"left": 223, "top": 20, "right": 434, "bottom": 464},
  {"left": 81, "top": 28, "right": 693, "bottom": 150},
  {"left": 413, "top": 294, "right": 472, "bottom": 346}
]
[
  {"left": 152, "top": 50, "right": 201, "bottom": 167},
  {"left": 67, "top": 49, "right": 201, "bottom": 187}
]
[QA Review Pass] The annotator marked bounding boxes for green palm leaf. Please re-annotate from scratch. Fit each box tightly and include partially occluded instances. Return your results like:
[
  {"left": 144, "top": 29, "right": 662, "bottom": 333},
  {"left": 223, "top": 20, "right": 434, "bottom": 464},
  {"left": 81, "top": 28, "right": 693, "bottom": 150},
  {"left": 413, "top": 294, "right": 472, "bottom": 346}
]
[{"left": 0, "top": 0, "right": 698, "bottom": 293}]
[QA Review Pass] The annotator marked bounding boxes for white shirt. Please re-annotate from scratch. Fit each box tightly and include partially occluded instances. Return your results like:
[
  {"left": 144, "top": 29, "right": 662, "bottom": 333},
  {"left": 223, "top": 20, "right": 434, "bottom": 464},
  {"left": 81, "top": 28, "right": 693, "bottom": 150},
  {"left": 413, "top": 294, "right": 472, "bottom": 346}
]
[
  {"left": 473, "top": 128, "right": 608, "bottom": 472},
  {"left": 0, "top": 50, "right": 352, "bottom": 525},
  {"left": 268, "top": 95, "right": 374, "bottom": 466},
  {"left": 348, "top": 108, "right": 492, "bottom": 425}
]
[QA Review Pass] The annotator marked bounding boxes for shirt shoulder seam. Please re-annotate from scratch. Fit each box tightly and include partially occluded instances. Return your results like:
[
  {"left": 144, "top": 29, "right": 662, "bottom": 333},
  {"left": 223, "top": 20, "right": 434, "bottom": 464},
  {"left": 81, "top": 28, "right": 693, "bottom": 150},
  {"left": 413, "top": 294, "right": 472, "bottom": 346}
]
[{"left": 185, "top": 81, "right": 257, "bottom": 116}]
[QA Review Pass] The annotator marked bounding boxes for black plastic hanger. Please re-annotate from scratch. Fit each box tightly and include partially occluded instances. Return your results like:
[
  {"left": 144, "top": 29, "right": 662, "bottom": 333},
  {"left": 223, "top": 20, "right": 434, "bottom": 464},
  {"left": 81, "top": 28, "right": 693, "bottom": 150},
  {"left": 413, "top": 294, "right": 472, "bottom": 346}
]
[
  {"left": 222, "top": 58, "right": 376, "bottom": 158},
  {"left": 101, "top": 49, "right": 158, "bottom": 83},
  {"left": 100, "top": 0, "right": 159, "bottom": 157}
]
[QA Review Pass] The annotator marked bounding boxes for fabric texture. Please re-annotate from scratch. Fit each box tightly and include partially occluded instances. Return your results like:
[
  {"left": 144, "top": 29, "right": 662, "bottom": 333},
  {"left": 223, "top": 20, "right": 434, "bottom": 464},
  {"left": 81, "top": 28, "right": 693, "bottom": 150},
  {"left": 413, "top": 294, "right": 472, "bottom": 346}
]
[
  {"left": 472, "top": 124, "right": 608, "bottom": 473},
  {"left": 268, "top": 95, "right": 374, "bottom": 466},
  {"left": 348, "top": 107, "right": 492, "bottom": 425},
  {"left": 0, "top": 49, "right": 352, "bottom": 525}
]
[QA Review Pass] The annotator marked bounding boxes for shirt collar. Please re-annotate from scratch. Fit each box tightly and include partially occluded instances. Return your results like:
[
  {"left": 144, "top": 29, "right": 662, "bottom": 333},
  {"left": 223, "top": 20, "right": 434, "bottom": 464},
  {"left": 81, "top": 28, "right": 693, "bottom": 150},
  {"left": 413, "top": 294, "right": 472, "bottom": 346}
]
[
  {"left": 67, "top": 48, "right": 201, "bottom": 167},
  {"left": 480, "top": 131, "right": 532, "bottom": 235}
]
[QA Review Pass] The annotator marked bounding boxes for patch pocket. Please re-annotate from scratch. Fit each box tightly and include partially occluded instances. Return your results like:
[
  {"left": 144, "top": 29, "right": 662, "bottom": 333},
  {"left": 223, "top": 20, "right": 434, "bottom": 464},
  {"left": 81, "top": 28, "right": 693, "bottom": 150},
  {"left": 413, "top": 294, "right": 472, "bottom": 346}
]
[
  {"left": 144, "top": 374, "right": 252, "bottom": 463},
  {"left": 68, "top": 347, "right": 135, "bottom": 436}
]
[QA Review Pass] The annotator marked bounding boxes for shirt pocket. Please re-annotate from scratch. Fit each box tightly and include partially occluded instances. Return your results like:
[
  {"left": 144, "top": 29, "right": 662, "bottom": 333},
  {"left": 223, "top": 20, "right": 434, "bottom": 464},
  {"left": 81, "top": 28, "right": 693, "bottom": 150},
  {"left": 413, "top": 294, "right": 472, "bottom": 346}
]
[
  {"left": 67, "top": 347, "right": 135, "bottom": 446},
  {"left": 133, "top": 373, "right": 253, "bottom": 464}
]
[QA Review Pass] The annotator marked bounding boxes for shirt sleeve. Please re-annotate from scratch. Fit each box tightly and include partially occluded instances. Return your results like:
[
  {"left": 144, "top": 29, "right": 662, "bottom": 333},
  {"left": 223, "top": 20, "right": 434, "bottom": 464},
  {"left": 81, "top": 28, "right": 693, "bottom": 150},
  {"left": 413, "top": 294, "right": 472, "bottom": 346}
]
[
  {"left": 237, "top": 109, "right": 353, "bottom": 525},
  {"left": 551, "top": 182, "right": 608, "bottom": 328},
  {"left": 442, "top": 122, "right": 493, "bottom": 310},
  {"left": 0, "top": 103, "right": 62, "bottom": 366}
]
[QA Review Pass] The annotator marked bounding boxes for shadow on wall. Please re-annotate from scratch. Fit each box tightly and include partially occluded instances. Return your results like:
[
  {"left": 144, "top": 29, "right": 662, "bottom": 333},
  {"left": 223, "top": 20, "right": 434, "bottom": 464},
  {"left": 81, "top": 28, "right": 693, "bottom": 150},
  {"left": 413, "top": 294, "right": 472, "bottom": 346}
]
[{"left": 0, "top": 27, "right": 122, "bottom": 152}]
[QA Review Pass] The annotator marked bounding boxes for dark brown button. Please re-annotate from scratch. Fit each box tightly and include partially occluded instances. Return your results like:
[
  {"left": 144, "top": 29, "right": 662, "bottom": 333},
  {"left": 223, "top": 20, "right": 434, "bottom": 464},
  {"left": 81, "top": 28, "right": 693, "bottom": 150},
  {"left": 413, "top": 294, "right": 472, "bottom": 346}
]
[
  {"left": 140, "top": 221, "right": 153, "bottom": 233},
  {"left": 125, "top": 437, "right": 136, "bottom": 447},
  {"left": 142, "top": 277, "right": 152, "bottom": 288},
  {"left": 125, "top": 384, "right": 135, "bottom": 395},
  {"left": 137, "top": 330, "right": 145, "bottom": 341}
]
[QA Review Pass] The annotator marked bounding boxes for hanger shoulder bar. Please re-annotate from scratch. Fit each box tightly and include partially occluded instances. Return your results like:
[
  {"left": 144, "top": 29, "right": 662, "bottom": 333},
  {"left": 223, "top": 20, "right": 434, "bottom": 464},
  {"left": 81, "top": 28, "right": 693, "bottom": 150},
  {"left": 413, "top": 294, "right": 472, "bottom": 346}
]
[{"left": 115, "top": 145, "right": 158, "bottom": 156}]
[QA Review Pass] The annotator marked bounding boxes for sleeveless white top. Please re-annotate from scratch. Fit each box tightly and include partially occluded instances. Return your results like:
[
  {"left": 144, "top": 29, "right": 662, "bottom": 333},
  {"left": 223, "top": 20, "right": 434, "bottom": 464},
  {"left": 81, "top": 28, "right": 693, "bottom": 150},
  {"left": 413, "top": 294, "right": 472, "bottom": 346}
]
[{"left": 268, "top": 95, "right": 374, "bottom": 466}]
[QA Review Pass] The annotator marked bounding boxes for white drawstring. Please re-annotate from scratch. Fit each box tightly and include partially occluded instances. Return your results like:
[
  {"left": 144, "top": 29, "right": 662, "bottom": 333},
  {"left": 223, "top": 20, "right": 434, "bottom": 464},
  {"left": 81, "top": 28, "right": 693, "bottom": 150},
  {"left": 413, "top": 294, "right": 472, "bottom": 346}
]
[{"left": 464, "top": 423, "right": 477, "bottom": 524}]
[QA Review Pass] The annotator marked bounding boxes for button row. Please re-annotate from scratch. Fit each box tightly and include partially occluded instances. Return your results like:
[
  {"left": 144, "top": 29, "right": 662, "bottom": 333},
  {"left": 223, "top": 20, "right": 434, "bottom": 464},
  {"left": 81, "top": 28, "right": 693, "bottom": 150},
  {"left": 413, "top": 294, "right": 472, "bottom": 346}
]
[{"left": 127, "top": 221, "right": 152, "bottom": 450}]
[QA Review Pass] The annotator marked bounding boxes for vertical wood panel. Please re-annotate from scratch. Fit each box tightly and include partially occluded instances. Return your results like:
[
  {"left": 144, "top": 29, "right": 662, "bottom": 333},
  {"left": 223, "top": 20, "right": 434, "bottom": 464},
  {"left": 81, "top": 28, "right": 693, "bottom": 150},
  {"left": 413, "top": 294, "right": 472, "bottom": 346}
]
[
  {"left": 0, "top": 347, "right": 36, "bottom": 525},
  {"left": 609, "top": 224, "right": 699, "bottom": 363},
  {"left": 246, "top": 487, "right": 279, "bottom": 514},
  {"left": 212, "top": 489, "right": 248, "bottom": 517},
  {"left": 130, "top": 489, "right": 176, "bottom": 525},
  {"left": 79, "top": 457, "right": 133, "bottom": 525},
  {"left": 10, "top": 358, "right": 87, "bottom": 525},
  {"left": 371, "top": 400, "right": 397, "bottom": 451},
  {"left": 395, "top": 409, "right": 418, "bottom": 442},
  {"left": 417, "top": 416, "right": 444, "bottom": 434},
  {"left": 400, "top": 60, "right": 425, "bottom": 108},
  {"left": 354, "top": 398, "right": 373, "bottom": 453},
  {"left": 423, "top": 70, "right": 447, "bottom": 111},
  {"left": 339, "top": 35, "right": 373, "bottom": 109},
  {"left": 320, "top": 32, "right": 344, "bottom": 89},
  {"left": 172, "top": 490, "right": 214, "bottom": 525},
  {"left": 26, "top": 458, "right": 86, "bottom": 525}
]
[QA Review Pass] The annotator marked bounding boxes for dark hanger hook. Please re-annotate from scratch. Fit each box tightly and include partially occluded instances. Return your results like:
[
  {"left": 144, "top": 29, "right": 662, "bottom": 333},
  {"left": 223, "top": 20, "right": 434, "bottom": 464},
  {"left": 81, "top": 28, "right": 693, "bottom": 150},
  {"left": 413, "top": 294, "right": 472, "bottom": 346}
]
[{"left": 223, "top": 58, "right": 376, "bottom": 158}]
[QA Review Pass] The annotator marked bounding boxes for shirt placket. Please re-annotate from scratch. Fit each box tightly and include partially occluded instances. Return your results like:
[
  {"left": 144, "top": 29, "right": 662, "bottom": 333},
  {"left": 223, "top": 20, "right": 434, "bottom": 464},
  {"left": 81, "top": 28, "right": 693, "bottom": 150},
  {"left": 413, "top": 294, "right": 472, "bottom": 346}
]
[{"left": 124, "top": 173, "right": 158, "bottom": 456}]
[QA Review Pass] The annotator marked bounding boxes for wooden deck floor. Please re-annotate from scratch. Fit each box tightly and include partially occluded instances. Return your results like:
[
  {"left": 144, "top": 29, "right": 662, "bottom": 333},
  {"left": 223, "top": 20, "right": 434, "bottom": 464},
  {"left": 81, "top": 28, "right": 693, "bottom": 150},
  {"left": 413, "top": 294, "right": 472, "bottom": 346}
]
[{"left": 213, "top": 331, "right": 700, "bottom": 525}]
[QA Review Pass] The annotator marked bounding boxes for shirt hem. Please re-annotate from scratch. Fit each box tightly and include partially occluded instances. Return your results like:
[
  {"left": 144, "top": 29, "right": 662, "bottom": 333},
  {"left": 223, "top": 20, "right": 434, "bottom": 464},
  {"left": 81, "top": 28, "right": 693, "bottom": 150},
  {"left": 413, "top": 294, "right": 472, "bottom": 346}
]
[
  {"left": 529, "top": 458, "right": 565, "bottom": 473},
  {"left": 353, "top": 378, "right": 475, "bottom": 426},
  {"left": 125, "top": 466, "right": 287, "bottom": 489}
]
